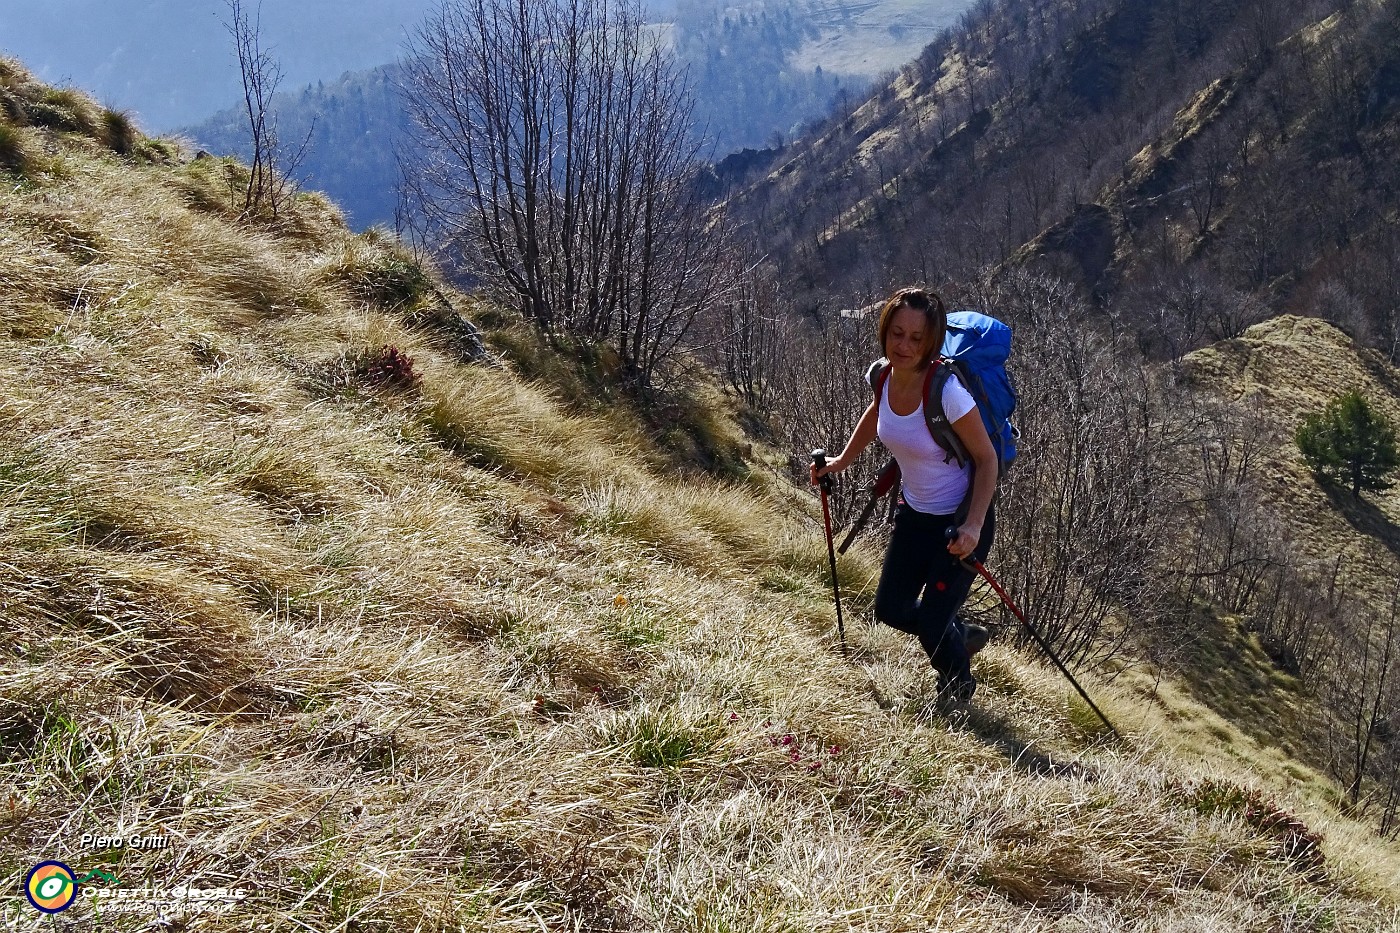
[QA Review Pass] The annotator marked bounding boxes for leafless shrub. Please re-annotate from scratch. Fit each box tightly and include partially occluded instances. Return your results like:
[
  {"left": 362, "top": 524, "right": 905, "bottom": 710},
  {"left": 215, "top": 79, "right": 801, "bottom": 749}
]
[
  {"left": 400, "top": 0, "right": 731, "bottom": 392},
  {"left": 985, "top": 271, "right": 1181, "bottom": 665},
  {"left": 224, "top": 0, "right": 312, "bottom": 219},
  {"left": 768, "top": 311, "right": 886, "bottom": 528},
  {"left": 1323, "top": 584, "right": 1400, "bottom": 810}
]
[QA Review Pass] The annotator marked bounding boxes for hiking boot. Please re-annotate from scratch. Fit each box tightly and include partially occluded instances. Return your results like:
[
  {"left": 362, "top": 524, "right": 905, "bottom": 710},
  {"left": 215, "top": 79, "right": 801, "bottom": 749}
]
[
  {"left": 936, "top": 673, "right": 977, "bottom": 710},
  {"left": 961, "top": 620, "right": 990, "bottom": 657}
]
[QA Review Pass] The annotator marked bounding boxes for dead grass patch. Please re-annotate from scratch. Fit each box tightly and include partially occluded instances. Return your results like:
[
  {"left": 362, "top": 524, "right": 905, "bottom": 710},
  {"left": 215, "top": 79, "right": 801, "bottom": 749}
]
[{"left": 0, "top": 76, "right": 1397, "bottom": 932}]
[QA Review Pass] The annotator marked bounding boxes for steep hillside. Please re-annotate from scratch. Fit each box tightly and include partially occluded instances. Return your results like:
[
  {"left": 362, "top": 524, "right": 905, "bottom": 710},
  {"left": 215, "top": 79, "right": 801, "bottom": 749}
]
[
  {"left": 1181, "top": 316, "right": 1400, "bottom": 549},
  {"left": 1165, "top": 316, "right": 1400, "bottom": 773},
  {"left": 730, "top": 0, "right": 1400, "bottom": 360},
  {"left": 4, "top": 58, "right": 1400, "bottom": 931},
  {"left": 1183, "top": 315, "right": 1400, "bottom": 612}
]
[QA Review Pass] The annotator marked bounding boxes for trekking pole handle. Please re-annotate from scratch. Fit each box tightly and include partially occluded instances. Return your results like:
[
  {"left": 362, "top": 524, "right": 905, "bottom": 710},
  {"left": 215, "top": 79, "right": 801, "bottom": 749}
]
[
  {"left": 946, "top": 525, "right": 980, "bottom": 566},
  {"left": 811, "top": 449, "right": 833, "bottom": 492}
]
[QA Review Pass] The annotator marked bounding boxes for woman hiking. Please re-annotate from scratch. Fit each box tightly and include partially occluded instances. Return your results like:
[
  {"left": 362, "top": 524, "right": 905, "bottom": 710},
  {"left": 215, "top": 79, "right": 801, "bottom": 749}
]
[{"left": 812, "top": 286, "right": 998, "bottom": 705}]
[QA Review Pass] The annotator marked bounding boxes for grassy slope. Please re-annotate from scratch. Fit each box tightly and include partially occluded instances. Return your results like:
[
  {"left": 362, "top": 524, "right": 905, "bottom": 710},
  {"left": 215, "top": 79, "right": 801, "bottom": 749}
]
[
  {"left": 2, "top": 66, "right": 1400, "bottom": 931},
  {"left": 1172, "top": 316, "right": 1400, "bottom": 775},
  {"left": 1183, "top": 316, "right": 1400, "bottom": 606}
]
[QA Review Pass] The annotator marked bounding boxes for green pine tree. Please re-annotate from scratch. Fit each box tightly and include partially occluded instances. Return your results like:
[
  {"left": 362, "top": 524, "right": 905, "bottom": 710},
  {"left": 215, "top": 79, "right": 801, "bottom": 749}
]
[{"left": 1295, "top": 390, "right": 1399, "bottom": 499}]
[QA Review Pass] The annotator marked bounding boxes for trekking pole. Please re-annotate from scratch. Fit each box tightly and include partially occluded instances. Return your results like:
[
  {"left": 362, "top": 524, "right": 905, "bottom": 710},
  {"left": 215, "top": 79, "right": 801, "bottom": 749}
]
[
  {"left": 837, "top": 457, "right": 900, "bottom": 555},
  {"left": 812, "top": 449, "right": 847, "bottom": 655},
  {"left": 945, "top": 528, "right": 1120, "bottom": 740}
]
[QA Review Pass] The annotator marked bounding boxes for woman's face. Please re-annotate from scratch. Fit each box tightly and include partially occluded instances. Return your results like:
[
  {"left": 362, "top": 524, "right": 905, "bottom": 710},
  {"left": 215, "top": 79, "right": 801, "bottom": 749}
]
[{"left": 885, "top": 305, "right": 933, "bottom": 371}]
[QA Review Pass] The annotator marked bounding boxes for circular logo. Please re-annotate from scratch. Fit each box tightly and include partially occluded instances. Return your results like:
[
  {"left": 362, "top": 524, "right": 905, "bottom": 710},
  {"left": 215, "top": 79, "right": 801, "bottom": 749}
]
[{"left": 25, "top": 861, "right": 78, "bottom": 913}]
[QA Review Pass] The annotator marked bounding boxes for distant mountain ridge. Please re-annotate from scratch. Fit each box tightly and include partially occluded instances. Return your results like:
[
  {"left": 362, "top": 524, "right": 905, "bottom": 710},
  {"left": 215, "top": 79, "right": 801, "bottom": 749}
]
[
  {"left": 0, "top": 0, "right": 438, "bottom": 131},
  {"left": 177, "top": 0, "right": 983, "bottom": 229},
  {"left": 727, "top": 0, "right": 1400, "bottom": 363}
]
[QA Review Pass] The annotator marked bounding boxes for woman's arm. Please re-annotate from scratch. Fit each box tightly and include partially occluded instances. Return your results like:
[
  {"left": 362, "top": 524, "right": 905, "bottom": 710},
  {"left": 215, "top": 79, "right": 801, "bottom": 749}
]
[
  {"left": 947, "top": 409, "right": 998, "bottom": 558},
  {"left": 811, "top": 398, "right": 879, "bottom": 483}
]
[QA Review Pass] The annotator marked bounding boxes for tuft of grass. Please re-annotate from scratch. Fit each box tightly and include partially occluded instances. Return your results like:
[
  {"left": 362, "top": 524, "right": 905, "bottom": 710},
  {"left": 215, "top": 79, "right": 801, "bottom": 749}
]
[
  {"left": 1065, "top": 690, "right": 1121, "bottom": 741},
  {"left": 576, "top": 481, "right": 727, "bottom": 567},
  {"left": 645, "top": 380, "right": 753, "bottom": 479},
  {"left": 759, "top": 565, "right": 817, "bottom": 596},
  {"left": 26, "top": 87, "right": 100, "bottom": 136},
  {"left": 0, "top": 123, "right": 31, "bottom": 174},
  {"left": 169, "top": 154, "right": 246, "bottom": 217},
  {"left": 671, "top": 482, "right": 776, "bottom": 562},
  {"left": 772, "top": 525, "right": 879, "bottom": 605},
  {"left": 0, "top": 58, "right": 38, "bottom": 127},
  {"left": 171, "top": 221, "right": 314, "bottom": 317},
  {"left": 971, "top": 652, "right": 1028, "bottom": 695},
  {"left": 603, "top": 606, "right": 669, "bottom": 648},
  {"left": 422, "top": 367, "right": 640, "bottom": 490},
  {"left": 208, "top": 439, "right": 339, "bottom": 521},
  {"left": 133, "top": 136, "right": 181, "bottom": 165},
  {"left": 268, "top": 189, "right": 348, "bottom": 247},
  {"left": 315, "top": 230, "right": 433, "bottom": 311},
  {"left": 601, "top": 706, "right": 723, "bottom": 770},
  {"left": 99, "top": 108, "right": 138, "bottom": 156},
  {"left": 0, "top": 90, "right": 23, "bottom": 125}
]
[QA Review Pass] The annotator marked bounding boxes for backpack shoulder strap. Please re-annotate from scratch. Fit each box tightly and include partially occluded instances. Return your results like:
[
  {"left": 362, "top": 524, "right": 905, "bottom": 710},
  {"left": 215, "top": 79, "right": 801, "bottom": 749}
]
[
  {"left": 866, "top": 359, "right": 891, "bottom": 400},
  {"left": 870, "top": 358, "right": 970, "bottom": 467},
  {"left": 924, "top": 360, "right": 970, "bottom": 468}
]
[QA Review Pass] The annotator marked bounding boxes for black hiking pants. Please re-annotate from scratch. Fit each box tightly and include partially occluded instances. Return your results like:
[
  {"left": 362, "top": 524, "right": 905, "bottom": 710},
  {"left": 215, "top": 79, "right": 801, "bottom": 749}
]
[{"left": 874, "top": 501, "right": 995, "bottom": 686}]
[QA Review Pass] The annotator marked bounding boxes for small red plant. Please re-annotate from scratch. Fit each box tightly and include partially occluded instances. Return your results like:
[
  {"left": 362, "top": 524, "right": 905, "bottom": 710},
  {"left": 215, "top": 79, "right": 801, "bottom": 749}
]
[{"left": 359, "top": 345, "right": 420, "bottom": 390}]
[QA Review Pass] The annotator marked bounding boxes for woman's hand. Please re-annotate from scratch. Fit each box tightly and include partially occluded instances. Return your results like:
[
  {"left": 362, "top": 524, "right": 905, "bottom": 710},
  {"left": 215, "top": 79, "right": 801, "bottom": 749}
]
[
  {"left": 810, "top": 455, "right": 849, "bottom": 486},
  {"left": 947, "top": 522, "right": 981, "bottom": 559},
  {"left": 811, "top": 401, "right": 880, "bottom": 487}
]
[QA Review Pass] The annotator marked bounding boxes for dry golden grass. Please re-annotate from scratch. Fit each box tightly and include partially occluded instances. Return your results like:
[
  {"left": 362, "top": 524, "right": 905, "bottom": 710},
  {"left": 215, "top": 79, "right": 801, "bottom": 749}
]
[{"left": 2, "top": 61, "right": 1400, "bottom": 931}]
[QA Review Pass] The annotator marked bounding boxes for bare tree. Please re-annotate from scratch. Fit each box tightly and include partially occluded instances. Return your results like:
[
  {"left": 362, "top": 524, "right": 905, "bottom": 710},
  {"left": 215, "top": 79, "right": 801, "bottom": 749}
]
[
  {"left": 1325, "top": 582, "right": 1400, "bottom": 809},
  {"left": 713, "top": 257, "right": 784, "bottom": 413},
  {"left": 224, "top": 0, "right": 307, "bottom": 218},
  {"left": 968, "top": 271, "right": 1182, "bottom": 665},
  {"left": 1184, "top": 125, "right": 1231, "bottom": 238},
  {"left": 401, "top": 0, "right": 730, "bottom": 391}
]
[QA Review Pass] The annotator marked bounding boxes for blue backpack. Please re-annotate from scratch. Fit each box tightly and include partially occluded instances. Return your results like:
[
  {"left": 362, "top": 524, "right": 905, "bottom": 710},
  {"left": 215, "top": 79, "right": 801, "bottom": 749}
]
[{"left": 865, "top": 309, "right": 1019, "bottom": 471}]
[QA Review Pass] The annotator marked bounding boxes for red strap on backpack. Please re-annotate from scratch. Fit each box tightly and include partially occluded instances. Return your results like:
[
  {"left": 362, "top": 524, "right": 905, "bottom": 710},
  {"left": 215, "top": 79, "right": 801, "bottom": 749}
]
[
  {"left": 873, "top": 360, "right": 966, "bottom": 465},
  {"left": 872, "top": 359, "right": 940, "bottom": 408}
]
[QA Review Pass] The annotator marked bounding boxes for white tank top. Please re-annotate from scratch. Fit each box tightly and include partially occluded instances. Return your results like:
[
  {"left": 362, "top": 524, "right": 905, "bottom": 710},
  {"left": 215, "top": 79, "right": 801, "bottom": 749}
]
[{"left": 877, "top": 370, "right": 977, "bottom": 515}]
